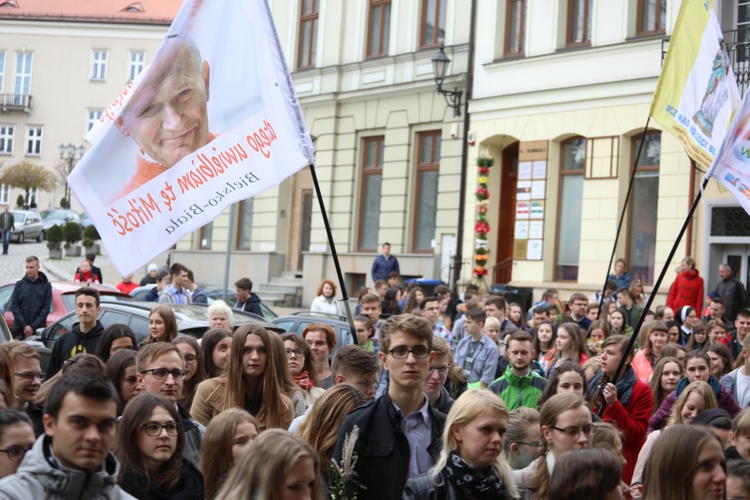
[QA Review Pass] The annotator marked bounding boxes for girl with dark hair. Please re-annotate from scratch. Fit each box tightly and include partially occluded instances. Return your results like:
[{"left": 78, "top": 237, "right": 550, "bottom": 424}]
[
  {"left": 381, "top": 287, "right": 401, "bottom": 316},
  {"left": 142, "top": 305, "right": 178, "bottom": 345},
  {"left": 282, "top": 333, "right": 323, "bottom": 408},
  {"left": 706, "top": 342, "right": 732, "bottom": 379},
  {"left": 648, "top": 356, "right": 683, "bottom": 415},
  {"left": 191, "top": 324, "right": 295, "bottom": 430},
  {"left": 200, "top": 329, "right": 233, "bottom": 379},
  {"left": 173, "top": 337, "right": 205, "bottom": 410},
  {"left": 404, "top": 287, "right": 425, "bottom": 315},
  {"left": 116, "top": 393, "right": 204, "bottom": 499},
  {"left": 534, "top": 321, "right": 556, "bottom": 373},
  {"left": 665, "top": 320, "right": 681, "bottom": 344},
  {"left": 686, "top": 322, "right": 709, "bottom": 352},
  {"left": 632, "top": 321, "right": 669, "bottom": 382},
  {"left": 94, "top": 324, "right": 137, "bottom": 363},
  {"left": 353, "top": 315, "right": 375, "bottom": 352},
  {"left": 546, "top": 323, "right": 589, "bottom": 377},
  {"left": 106, "top": 349, "right": 141, "bottom": 416},
  {"left": 537, "top": 362, "right": 591, "bottom": 409},
  {"left": 589, "top": 335, "right": 653, "bottom": 484}
]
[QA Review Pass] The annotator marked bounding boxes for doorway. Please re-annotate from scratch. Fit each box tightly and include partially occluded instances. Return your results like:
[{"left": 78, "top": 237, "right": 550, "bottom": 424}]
[
  {"left": 494, "top": 142, "right": 519, "bottom": 284},
  {"left": 722, "top": 244, "right": 750, "bottom": 286}
]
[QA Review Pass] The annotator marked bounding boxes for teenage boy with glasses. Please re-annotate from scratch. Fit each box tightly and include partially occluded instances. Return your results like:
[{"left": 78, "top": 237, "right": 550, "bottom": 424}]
[
  {"left": 424, "top": 335, "right": 455, "bottom": 414},
  {"left": 333, "top": 315, "right": 445, "bottom": 500},
  {"left": 136, "top": 343, "right": 204, "bottom": 466}
]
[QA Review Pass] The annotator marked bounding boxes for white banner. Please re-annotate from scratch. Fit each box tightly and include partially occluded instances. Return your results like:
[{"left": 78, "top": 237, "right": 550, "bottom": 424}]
[{"left": 69, "top": 0, "right": 313, "bottom": 276}]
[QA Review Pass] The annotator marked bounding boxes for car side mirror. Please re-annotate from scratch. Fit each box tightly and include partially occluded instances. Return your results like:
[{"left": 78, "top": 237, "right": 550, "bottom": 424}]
[{"left": 35, "top": 327, "right": 46, "bottom": 340}]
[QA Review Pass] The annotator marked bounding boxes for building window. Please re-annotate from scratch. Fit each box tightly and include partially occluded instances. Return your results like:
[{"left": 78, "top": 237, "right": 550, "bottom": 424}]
[
  {"left": 628, "top": 132, "right": 660, "bottom": 284},
  {"left": 297, "top": 0, "right": 318, "bottom": 69},
  {"left": 555, "top": 137, "right": 586, "bottom": 281},
  {"left": 0, "top": 51, "right": 5, "bottom": 92},
  {"left": 367, "top": 0, "right": 391, "bottom": 58},
  {"left": 86, "top": 109, "right": 103, "bottom": 132},
  {"left": 25, "top": 126, "right": 42, "bottom": 156},
  {"left": 567, "top": 0, "right": 592, "bottom": 46},
  {"left": 0, "top": 125, "right": 13, "bottom": 154},
  {"left": 0, "top": 184, "right": 8, "bottom": 205},
  {"left": 91, "top": 50, "right": 108, "bottom": 81},
  {"left": 413, "top": 130, "right": 441, "bottom": 252},
  {"left": 638, "top": 0, "right": 666, "bottom": 36},
  {"left": 13, "top": 52, "right": 32, "bottom": 105},
  {"left": 236, "top": 198, "right": 254, "bottom": 250},
  {"left": 505, "top": 0, "right": 525, "bottom": 56},
  {"left": 420, "top": 0, "right": 447, "bottom": 48},
  {"left": 128, "top": 51, "right": 145, "bottom": 82},
  {"left": 199, "top": 221, "right": 213, "bottom": 250},
  {"left": 358, "top": 136, "right": 384, "bottom": 251}
]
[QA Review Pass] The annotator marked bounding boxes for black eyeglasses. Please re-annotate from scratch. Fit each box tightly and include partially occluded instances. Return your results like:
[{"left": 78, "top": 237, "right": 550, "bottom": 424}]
[
  {"left": 551, "top": 425, "right": 593, "bottom": 438},
  {"left": 140, "top": 369, "right": 187, "bottom": 381},
  {"left": 141, "top": 421, "right": 180, "bottom": 436},
  {"left": 387, "top": 346, "right": 430, "bottom": 359},
  {"left": 183, "top": 354, "right": 198, "bottom": 365},
  {"left": 285, "top": 348, "right": 304, "bottom": 357},
  {"left": 428, "top": 366, "right": 450, "bottom": 374},
  {"left": 0, "top": 446, "right": 32, "bottom": 462}
]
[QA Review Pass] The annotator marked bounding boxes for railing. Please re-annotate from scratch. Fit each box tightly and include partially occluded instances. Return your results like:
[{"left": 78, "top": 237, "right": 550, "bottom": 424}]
[
  {"left": 0, "top": 94, "right": 32, "bottom": 112},
  {"left": 662, "top": 28, "right": 750, "bottom": 97}
]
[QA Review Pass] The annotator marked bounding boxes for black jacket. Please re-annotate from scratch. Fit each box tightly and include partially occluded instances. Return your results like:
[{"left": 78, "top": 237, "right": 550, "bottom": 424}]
[
  {"left": 120, "top": 458, "right": 204, "bottom": 500},
  {"left": 332, "top": 394, "right": 445, "bottom": 500},
  {"left": 10, "top": 271, "right": 52, "bottom": 338},
  {"left": 46, "top": 321, "right": 105, "bottom": 378},
  {"left": 233, "top": 292, "right": 262, "bottom": 316}
]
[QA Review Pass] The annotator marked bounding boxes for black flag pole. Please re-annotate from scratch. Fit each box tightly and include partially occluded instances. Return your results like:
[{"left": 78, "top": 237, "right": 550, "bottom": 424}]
[
  {"left": 598, "top": 173, "right": 709, "bottom": 416},
  {"left": 597, "top": 117, "right": 652, "bottom": 317},
  {"left": 308, "top": 164, "right": 359, "bottom": 345}
]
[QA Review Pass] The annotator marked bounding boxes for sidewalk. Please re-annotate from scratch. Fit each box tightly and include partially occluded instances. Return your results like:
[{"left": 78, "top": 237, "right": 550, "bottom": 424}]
[{"left": 41, "top": 247, "right": 166, "bottom": 288}]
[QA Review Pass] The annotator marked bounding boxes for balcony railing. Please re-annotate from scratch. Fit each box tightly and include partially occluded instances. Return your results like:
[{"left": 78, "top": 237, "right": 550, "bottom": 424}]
[
  {"left": 662, "top": 28, "right": 750, "bottom": 97},
  {"left": 0, "top": 94, "right": 32, "bottom": 113}
]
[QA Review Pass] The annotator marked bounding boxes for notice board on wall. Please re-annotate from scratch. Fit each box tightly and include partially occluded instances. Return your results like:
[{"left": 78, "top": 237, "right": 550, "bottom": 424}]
[{"left": 514, "top": 140, "right": 548, "bottom": 261}]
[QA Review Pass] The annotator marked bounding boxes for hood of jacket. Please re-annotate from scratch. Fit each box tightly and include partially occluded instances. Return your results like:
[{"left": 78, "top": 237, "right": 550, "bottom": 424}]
[
  {"left": 248, "top": 293, "right": 261, "bottom": 304},
  {"left": 71, "top": 320, "right": 105, "bottom": 341},
  {"left": 681, "top": 269, "right": 700, "bottom": 280},
  {"left": 20, "top": 270, "right": 49, "bottom": 286},
  {"left": 16, "top": 434, "right": 121, "bottom": 497},
  {"left": 675, "top": 374, "right": 721, "bottom": 397},
  {"left": 503, "top": 363, "right": 537, "bottom": 387}
]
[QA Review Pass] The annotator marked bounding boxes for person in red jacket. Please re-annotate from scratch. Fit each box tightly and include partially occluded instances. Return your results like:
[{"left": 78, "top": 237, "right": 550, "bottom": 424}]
[
  {"left": 667, "top": 256, "right": 705, "bottom": 313},
  {"left": 588, "top": 335, "right": 653, "bottom": 485}
]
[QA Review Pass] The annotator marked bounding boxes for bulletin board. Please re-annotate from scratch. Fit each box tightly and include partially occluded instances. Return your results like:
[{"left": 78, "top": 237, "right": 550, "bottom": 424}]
[{"left": 514, "top": 140, "right": 548, "bottom": 261}]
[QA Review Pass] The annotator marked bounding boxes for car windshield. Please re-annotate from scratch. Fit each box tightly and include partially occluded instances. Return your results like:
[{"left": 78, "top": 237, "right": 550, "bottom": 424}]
[
  {"left": 45, "top": 211, "right": 67, "bottom": 220},
  {"left": 11, "top": 212, "right": 25, "bottom": 221}
]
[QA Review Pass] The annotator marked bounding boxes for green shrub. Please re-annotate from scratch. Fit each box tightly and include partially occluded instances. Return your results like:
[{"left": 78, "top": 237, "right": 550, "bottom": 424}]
[
  {"left": 83, "top": 224, "right": 100, "bottom": 241},
  {"left": 62, "top": 222, "right": 81, "bottom": 245},
  {"left": 46, "top": 225, "right": 63, "bottom": 251},
  {"left": 60, "top": 197, "right": 70, "bottom": 209},
  {"left": 15, "top": 195, "right": 24, "bottom": 209}
]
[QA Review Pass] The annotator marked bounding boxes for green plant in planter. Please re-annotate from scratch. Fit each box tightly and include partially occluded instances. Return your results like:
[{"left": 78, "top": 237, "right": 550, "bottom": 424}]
[
  {"left": 83, "top": 225, "right": 100, "bottom": 241},
  {"left": 46, "top": 225, "right": 63, "bottom": 251},
  {"left": 15, "top": 195, "right": 24, "bottom": 209},
  {"left": 60, "top": 197, "right": 70, "bottom": 209},
  {"left": 63, "top": 222, "right": 82, "bottom": 246}
]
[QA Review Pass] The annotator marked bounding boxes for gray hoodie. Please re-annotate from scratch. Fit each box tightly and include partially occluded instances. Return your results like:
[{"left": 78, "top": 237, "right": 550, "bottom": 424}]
[{"left": 0, "top": 434, "right": 135, "bottom": 500}]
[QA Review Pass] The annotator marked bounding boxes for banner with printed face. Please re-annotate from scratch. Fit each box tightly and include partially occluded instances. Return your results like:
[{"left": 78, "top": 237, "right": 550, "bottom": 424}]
[
  {"left": 650, "top": 1, "right": 740, "bottom": 170},
  {"left": 69, "top": 0, "right": 313, "bottom": 276}
]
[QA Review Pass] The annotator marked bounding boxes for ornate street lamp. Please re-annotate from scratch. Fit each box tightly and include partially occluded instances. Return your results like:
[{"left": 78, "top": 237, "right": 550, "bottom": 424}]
[
  {"left": 59, "top": 143, "right": 85, "bottom": 207},
  {"left": 431, "top": 45, "right": 463, "bottom": 117}
]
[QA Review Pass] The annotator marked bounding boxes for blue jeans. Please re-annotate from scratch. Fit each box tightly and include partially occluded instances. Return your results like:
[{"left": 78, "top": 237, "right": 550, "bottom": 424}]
[{"left": 1, "top": 229, "right": 10, "bottom": 254}]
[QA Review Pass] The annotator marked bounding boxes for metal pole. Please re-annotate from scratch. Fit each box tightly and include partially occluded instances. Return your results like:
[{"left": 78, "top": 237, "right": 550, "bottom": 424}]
[
  {"left": 450, "top": 0, "right": 477, "bottom": 296},
  {"left": 222, "top": 204, "right": 236, "bottom": 302}
]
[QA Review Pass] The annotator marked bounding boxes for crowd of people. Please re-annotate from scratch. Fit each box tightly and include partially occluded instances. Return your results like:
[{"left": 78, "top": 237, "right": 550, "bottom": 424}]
[{"left": 2, "top": 255, "right": 750, "bottom": 498}]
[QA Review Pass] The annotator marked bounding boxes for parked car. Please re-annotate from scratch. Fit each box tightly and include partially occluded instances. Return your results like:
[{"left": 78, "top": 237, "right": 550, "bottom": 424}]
[
  {"left": 33, "top": 302, "right": 284, "bottom": 373},
  {"left": 0, "top": 281, "right": 133, "bottom": 331},
  {"left": 10, "top": 210, "right": 43, "bottom": 243},
  {"left": 272, "top": 312, "right": 353, "bottom": 353},
  {"left": 129, "top": 285, "right": 278, "bottom": 321},
  {"left": 41, "top": 209, "right": 82, "bottom": 237}
]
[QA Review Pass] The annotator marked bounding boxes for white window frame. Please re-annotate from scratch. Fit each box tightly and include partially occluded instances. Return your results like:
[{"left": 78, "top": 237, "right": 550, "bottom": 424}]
[
  {"left": 25, "top": 125, "right": 42, "bottom": 156},
  {"left": 13, "top": 52, "right": 32, "bottom": 97},
  {"left": 91, "top": 50, "right": 108, "bottom": 81},
  {"left": 0, "top": 184, "right": 8, "bottom": 205},
  {"left": 0, "top": 51, "right": 5, "bottom": 93},
  {"left": 127, "top": 50, "right": 145, "bottom": 82},
  {"left": 0, "top": 125, "right": 14, "bottom": 155},
  {"left": 86, "top": 109, "right": 103, "bottom": 133}
]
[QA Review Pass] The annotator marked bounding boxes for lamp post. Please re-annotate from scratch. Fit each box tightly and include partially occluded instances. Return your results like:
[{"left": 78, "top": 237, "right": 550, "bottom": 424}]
[
  {"left": 59, "top": 143, "right": 85, "bottom": 208},
  {"left": 431, "top": 0, "right": 477, "bottom": 295}
]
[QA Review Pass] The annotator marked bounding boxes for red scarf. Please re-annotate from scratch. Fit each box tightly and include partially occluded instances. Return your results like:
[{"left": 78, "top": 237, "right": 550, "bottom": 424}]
[{"left": 294, "top": 370, "right": 314, "bottom": 390}]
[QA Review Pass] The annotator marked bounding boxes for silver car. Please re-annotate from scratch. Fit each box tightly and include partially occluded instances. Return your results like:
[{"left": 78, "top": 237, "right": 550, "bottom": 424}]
[{"left": 12, "top": 210, "right": 43, "bottom": 243}]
